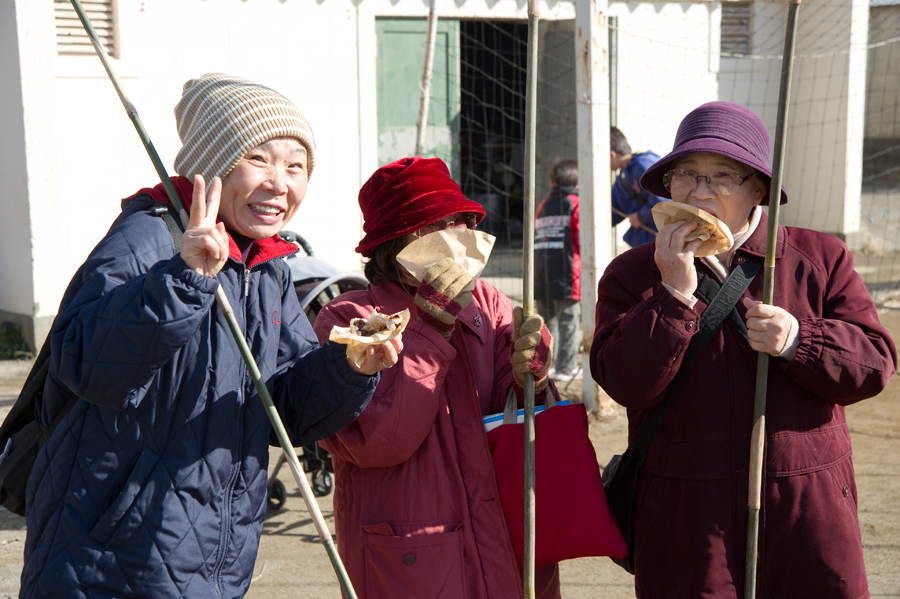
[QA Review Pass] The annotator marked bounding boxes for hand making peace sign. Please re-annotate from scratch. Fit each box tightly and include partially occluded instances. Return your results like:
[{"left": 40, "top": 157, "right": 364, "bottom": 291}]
[{"left": 181, "top": 175, "right": 230, "bottom": 278}]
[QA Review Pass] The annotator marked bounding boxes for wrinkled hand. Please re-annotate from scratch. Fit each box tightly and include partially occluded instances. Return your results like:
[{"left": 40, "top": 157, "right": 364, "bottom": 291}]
[
  {"left": 348, "top": 335, "right": 404, "bottom": 376},
  {"left": 414, "top": 257, "right": 474, "bottom": 339},
  {"left": 743, "top": 298, "right": 794, "bottom": 356},
  {"left": 627, "top": 212, "right": 642, "bottom": 229},
  {"left": 510, "top": 307, "right": 553, "bottom": 391},
  {"left": 181, "top": 175, "right": 229, "bottom": 278},
  {"left": 654, "top": 219, "right": 703, "bottom": 297}
]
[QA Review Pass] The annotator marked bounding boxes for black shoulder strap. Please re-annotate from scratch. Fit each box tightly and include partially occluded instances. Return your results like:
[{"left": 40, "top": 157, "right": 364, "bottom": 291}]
[
  {"left": 150, "top": 204, "right": 185, "bottom": 252},
  {"left": 694, "top": 263, "right": 752, "bottom": 341},
  {"left": 633, "top": 254, "right": 763, "bottom": 450}
]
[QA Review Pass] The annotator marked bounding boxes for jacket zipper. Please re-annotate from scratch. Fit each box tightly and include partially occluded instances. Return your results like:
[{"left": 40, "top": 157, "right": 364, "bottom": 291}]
[{"left": 212, "top": 268, "right": 250, "bottom": 598}]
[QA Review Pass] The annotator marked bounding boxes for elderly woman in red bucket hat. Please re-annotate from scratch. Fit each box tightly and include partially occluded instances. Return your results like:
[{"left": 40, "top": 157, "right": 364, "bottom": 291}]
[
  {"left": 313, "top": 156, "right": 561, "bottom": 599},
  {"left": 591, "top": 101, "right": 896, "bottom": 598}
]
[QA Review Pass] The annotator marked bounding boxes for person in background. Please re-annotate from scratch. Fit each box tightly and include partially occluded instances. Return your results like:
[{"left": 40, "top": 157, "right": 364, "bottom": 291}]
[
  {"left": 592, "top": 101, "right": 897, "bottom": 598},
  {"left": 20, "top": 73, "right": 397, "bottom": 599},
  {"left": 535, "top": 158, "right": 582, "bottom": 382},
  {"left": 314, "top": 156, "right": 561, "bottom": 599},
  {"left": 610, "top": 126, "right": 669, "bottom": 247}
]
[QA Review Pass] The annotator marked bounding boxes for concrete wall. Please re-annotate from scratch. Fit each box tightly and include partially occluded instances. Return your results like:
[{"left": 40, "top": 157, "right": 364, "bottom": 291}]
[
  {"left": 866, "top": 4, "right": 900, "bottom": 139},
  {"left": 0, "top": 0, "right": 58, "bottom": 351},
  {"left": 608, "top": 2, "right": 721, "bottom": 160},
  {"left": 718, "top": 0, "right": 869, "bottom": 245},
  {"left": 0, "top": 0, "right": 576, "bottom": 351}
]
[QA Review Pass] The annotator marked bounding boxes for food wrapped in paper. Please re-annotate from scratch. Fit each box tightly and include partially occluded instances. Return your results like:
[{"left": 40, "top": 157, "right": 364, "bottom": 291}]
[
  {"left": 396, "top": 228, "right": 496, "bottom": 292},
  {"left": 329, "top": 309, "right": 410, "bottom": 368},
  {"left": 651, "top": 202, "right": 734, "bottom": 257}
]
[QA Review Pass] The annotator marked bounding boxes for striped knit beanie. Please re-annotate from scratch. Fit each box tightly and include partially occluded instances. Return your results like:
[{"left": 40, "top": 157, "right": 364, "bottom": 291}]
[{"left": 174, "top": 73, "right": 316, "bottom": 184}]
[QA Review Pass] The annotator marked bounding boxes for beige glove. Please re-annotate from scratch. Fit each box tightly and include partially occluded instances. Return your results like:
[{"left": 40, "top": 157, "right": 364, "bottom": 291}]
[
  {"left": 510, "top": 306, "right": 553, "bottom": 391},
  {"left": 414, "top": 257, "right": 474, "bottom": 339}
]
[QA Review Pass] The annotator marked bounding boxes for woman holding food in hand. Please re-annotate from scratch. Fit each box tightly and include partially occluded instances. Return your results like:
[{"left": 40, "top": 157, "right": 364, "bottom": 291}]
[
  {"left": 592, "top": 101, "right": 896, "bottom": 598},
  {"left": 21, "top": 74, "right": 396, "bottom": 599},
  {"left": 314, "top": 156, "right": 560, "bottom": 599}
]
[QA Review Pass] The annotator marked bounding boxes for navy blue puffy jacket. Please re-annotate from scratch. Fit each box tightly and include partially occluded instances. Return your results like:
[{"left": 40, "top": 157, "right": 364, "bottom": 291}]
[{"left": 21, "top": 193, "right": 377, "bottom": 598}]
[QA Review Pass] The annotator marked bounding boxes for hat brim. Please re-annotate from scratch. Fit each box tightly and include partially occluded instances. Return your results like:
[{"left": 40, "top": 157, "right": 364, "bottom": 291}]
[
  {"left": 640, "top": 138, "right": 788, "bottom": 206},
  {"left": 355, "top": 198, "right": 486, "bottom": 257}
]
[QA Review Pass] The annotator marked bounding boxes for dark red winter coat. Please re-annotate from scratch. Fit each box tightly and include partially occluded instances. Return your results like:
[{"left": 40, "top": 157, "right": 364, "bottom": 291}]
[
  {"left": 315, "top": 279, "right": 560, "bottom": 599},
  {"left": 591, "top": 210, "right": 896, "bottom": 599}
]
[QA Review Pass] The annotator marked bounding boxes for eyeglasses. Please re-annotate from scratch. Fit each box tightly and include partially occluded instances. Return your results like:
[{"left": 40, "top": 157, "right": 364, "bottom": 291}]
[
  {"left": 414, "top": 213, "right": 478, "bottom": 238},
  {"left": 663, "top": 168, "right": 754, "bottom": 197}
]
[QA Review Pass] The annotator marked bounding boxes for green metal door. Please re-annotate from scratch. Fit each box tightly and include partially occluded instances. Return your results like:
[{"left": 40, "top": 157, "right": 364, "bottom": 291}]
[{"left": 376, "top": 18, "right": 460, "bottom": 179}]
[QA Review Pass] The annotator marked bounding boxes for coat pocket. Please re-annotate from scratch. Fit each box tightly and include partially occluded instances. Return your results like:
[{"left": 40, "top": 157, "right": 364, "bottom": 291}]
[
  {"left": 88, "top": 449, "right": 159, "bottom": 547},
  {"left": 363, "top": 523, "right": 466, "bottom": 599}
]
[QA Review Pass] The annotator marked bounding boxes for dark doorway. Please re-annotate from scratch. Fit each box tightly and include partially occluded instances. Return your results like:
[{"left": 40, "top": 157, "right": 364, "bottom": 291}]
[{"left": 459, "top": 21, "right": 529, "bottom": 249}]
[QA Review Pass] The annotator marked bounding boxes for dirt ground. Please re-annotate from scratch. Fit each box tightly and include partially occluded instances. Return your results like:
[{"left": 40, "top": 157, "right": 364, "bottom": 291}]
[{"left": 1, "top": 310, "right": 899, "bottom": 598}]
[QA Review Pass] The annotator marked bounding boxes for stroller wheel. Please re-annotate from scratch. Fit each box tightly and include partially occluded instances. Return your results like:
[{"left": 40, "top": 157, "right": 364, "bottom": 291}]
[
  {"left": 312, "top": 469, "right": 334, "bottom": 497},
  {"left": 267, "top": 479, "right": 287, "bottom": 511}
]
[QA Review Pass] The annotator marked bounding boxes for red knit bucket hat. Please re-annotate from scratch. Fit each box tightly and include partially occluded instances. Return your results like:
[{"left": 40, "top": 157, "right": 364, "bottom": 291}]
[
  {"left": 355, "top": 157, "right": 486, "bottom": 257},
  {"left": 640, "top": 101, "right": 788, "bottom": 205}
]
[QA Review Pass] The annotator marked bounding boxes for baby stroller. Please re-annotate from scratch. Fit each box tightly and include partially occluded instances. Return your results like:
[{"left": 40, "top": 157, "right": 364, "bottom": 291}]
[{"left": 265, "top": 231, "right": 368, "bottom": 511}]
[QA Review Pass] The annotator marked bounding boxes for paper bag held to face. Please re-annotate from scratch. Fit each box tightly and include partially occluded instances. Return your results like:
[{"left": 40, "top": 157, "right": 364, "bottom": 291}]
[
  {"left": 329, "top": 309, "right": 410, "bottom": 368},
  {"left": 396, "top": 228, "right": 496, "bottom": 292},
  {"left": 651, "top": 202, "right": 734, "bottom": 257}
]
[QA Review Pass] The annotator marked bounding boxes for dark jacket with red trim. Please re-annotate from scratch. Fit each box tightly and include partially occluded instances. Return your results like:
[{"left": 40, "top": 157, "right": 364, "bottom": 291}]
[
  {"left": 534, "top": 186, "right": 581, "bottom": 302},
  {"left": 21, "top": 177, "right": 377, "bottom": 599},
  {"left": 591, "top": 210, "right": 896, "bottom": 598}
]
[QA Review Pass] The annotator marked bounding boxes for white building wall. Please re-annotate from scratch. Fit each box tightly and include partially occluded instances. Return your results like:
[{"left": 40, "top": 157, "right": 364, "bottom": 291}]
[
  {"left": 866, "top": 4, "right": 900, "bottom": 139},
  {"left": 2, "top": 0, "right": 579, "bottom": 350},
  {"left": 718, "top": 0, "right": 868, "bottom": 244},
  {"left": 608, "top": 2, "right": 720, "bottom": 158},
  {"left": 0, "top": 0, "right": 58, "bottom": 350}
]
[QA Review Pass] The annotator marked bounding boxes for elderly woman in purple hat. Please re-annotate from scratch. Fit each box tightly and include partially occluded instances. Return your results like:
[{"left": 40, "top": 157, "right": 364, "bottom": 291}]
[
  {"left": 313, "top": 157, "right": 560, "bottom": 599},
  {"left": 591, "top": 102, "right": 896, "bottom": 598}
]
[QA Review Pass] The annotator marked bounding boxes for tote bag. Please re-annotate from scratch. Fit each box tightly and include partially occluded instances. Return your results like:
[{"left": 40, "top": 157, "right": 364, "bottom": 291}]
[{"left": 486, "top": 389, "right": 627, "bottom": 570}]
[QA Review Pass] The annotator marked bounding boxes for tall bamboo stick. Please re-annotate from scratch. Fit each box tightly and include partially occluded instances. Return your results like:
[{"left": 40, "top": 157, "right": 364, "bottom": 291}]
[
  {"left": 522, "top": 0, "right": 540, "bottom": 596},
  {"left": 415, "top": 0, "right": 439, "bottom": 156},
  {"left": 744, "top": 1, "right": 801, "bottom": 597},
  {"left": 68, "top": 1, "right": 358, "bottom": 596}
]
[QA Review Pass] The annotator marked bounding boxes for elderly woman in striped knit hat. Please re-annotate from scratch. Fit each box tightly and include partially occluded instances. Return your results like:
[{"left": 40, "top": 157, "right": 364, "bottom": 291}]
[{"left": 20, "top": 73, "right": 399, "bottom": 599}]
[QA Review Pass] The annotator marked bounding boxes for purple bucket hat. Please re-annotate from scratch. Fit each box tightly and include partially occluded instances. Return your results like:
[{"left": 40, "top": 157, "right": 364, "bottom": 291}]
[{"left": 640, "top": 101, "right": 788, "bottom": 205}]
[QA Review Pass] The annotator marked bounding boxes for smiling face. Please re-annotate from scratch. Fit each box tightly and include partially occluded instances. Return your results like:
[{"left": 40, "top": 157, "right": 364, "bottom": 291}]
[
  {"left": 670, "top": 152, "right": 765, "bottom": 235},
  {"left": 218, "top": 136, "right": 309, "bottom": 239}
]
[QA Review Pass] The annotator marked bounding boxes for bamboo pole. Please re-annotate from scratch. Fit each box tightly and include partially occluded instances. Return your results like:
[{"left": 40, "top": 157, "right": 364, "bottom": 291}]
[
  {"left": 612, "top": 206, "right": 657, "bottom": 236},
  {"left": 744, "top": 1, "right": 800, "bottom": 596},
  {"left": 522, "top": 0, "right": 540, "bottom": 596},
  {"left": 68, "top": 1, "right": 358, "bottom": 597},
  {"left": 415, "top": 0, "right": 439, "bottom": 157}
]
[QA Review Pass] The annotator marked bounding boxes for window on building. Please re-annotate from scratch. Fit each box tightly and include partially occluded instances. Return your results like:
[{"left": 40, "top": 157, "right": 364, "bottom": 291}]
[
  {"left": 54, "top": 0, "right": 117, "bottom": 58},
  {"left": 721, "top": 2, "right": 751, "bottom": 56}
]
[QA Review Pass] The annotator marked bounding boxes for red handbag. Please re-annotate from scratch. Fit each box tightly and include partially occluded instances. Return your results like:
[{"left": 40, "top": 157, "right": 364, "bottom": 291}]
[{"left": 487, "top": 389, "right": 627, "bottom": 571}]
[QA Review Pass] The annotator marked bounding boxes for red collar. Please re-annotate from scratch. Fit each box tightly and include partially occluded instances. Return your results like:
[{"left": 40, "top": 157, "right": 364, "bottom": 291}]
[{"left": 127, "top": 176, "right": 299, "bottom": 268}]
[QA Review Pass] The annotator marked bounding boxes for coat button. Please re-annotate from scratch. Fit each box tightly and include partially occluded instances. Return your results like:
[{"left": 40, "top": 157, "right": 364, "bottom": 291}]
[
  {"left": 685, "top": 321, "right": 696, "bottom": 331},
  {"left": 842, "top": 486, "right": 850, "bottom": 497},
  {"left": 403, "top": 552, "right": 416, "bottom": 565},
  {"left": 734, "top": 256, "right": 745, "bottom": 266}
]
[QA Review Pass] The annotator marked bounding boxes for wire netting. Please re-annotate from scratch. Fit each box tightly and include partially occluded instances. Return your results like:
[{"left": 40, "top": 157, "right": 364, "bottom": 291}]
[
  {"left": 459, "top": 19, "right": 578, "bottom": 303},
  {"left": 396, "top": 3, "right": 900, "bottom": 304}
]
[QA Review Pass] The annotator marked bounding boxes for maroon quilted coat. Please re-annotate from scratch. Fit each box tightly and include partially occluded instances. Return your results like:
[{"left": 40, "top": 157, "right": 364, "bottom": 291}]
[
  {"left": 315, "top": 279, "right": 560, "bottom": 599},
  {"left": 591, "top": 210, "right": 896, "bottom": 599}
]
